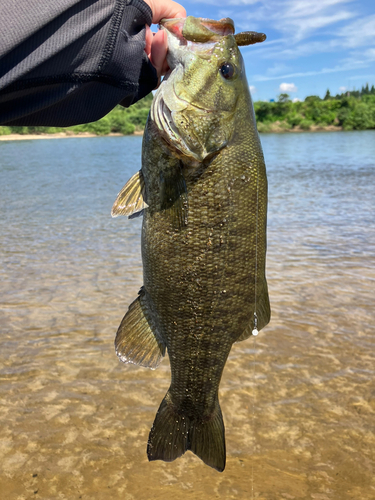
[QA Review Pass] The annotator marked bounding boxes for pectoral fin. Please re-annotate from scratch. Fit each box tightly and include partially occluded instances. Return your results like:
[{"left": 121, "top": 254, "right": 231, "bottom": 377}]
[
  {"left": 115, "top": 288, "right": 165, "bottom": 369},
  {"left": 160, "top": 166, "right": 188, "bottom": 229},
  {"left": 111, "top": 170, "right": 148, "bottom": 218}
]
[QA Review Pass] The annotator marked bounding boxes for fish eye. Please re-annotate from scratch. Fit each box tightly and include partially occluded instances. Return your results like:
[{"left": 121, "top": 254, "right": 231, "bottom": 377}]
[{"left": 219, "top": 62, "right": 235, "bottom": 79}]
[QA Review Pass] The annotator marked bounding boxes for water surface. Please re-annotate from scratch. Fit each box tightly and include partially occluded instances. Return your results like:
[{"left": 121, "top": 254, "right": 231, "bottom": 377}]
[{"left": 1, "top": 131, "right": 374, "bottom": 499}]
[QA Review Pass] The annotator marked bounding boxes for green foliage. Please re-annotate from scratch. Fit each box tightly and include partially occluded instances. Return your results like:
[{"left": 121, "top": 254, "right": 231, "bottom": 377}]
[
  {"left": 278, "top": 93, "right": 291, "bottom": 103},
  {"left": 254, "top": 84, "right": 375, "bottom": 132},
  {"left": 286, "top": 113, "right": 304, "bottom": 127},
  {"left": 256, "top": 122, "right": 272, "bottom": 133},
  {"left": 0, "top": 126, "right": 12, "bottom": 135},
  {"left": 343, "top": 103, "right": 375, "bottom": 130},
  {"left": 299, "top": 119, "right": 313, "bottom": 130}
]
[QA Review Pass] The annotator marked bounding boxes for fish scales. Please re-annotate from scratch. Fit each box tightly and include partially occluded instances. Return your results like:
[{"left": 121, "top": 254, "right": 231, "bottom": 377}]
[{"left": 112, "top": 16, "right": 270, "bottom": 472}]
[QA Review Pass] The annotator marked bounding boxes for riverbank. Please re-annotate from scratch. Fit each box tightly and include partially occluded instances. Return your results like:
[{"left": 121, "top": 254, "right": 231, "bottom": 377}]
[
  {"left": 0, "top": 131, "right": 145, "bottom": 141},
  {"left": 258, "top": 122, "right": 343, "bottom": 133},
  {"left": 0, "top": 125, "right": 344, "bottom": 141}
]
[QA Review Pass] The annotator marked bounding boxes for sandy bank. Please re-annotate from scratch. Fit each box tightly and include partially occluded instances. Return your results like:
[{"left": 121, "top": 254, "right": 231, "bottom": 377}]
[{"left": 0, "top": 131, "right": 144, "bottom": 141}]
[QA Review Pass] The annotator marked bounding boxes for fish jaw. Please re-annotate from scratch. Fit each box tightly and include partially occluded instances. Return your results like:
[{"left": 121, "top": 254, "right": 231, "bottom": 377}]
[{"left": 150, "top": 18, "right": 247, "bottom": 163}]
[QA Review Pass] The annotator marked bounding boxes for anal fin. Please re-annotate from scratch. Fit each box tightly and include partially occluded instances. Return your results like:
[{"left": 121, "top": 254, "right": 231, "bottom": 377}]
[
  {"left": 111, "top": 170, "right": 148, "bottom": 218},
  {"left": 115, "top": 288, "right": 165, "bottom": 369}
]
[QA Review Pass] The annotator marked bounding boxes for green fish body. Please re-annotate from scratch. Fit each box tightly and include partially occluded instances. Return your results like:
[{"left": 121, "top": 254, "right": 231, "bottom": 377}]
[{"left": 112, "top": 16, "right": 270, "bottom": 472}]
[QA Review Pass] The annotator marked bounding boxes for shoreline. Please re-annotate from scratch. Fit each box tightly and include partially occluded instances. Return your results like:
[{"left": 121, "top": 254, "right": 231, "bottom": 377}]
[
  {"left": 0, "top": 131, "right": 144, "bottom": 141},
  {"left": 0, "top": 125, "right": 347, "bottom": 141}
]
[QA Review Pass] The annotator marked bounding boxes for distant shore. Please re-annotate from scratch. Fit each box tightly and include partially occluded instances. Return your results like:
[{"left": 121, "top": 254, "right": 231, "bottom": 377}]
[
  {"left": 0, "top": 131, "right": 144, "bottom": 141},
  {"left": 0, "top": 125, "right": 345, "bottom": 141},
  {"left": 258, "top": 123, "right": 343, "bottom": 133}
]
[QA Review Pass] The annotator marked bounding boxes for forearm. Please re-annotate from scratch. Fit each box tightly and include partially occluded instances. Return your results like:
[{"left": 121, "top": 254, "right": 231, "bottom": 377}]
[{"left": 0, "top": 0, "right": 157, "bottom": 126}]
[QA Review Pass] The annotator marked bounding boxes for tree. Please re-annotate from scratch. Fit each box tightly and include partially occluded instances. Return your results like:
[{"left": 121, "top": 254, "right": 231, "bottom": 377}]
[
  {"left": 362, "top": 83, "right": 369, "bottom": 95},
  {"left": 305, "top": 95, "right": 321, "bottom": 102},
  {"left": 278, "top": 93, "right": 290, "bottom": 103},
  {"left": 324, "top": 89, "right": 331, "bottom": 100}
]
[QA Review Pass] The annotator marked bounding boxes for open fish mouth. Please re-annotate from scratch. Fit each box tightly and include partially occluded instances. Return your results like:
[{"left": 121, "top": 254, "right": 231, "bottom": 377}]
[
  {"left": 159, "top": 17, "right": 235, "bottom": 44},
  {"left": 159, "top": 16, "right": 266, "bottom": 49},
  {"left": 159, "top": 17, "right": 235, "bottom": 67},
  {"left": 150, "top": 17, "right": 235, "bottom": 160},
  {"left": 151, "top": 17, "right": 266, "bottom": 160}
]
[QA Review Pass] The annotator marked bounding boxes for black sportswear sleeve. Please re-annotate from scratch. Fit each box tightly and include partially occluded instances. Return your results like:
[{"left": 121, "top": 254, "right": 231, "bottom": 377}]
[{"left": 0, "top": 0, "right": 158, "bottom": 126}]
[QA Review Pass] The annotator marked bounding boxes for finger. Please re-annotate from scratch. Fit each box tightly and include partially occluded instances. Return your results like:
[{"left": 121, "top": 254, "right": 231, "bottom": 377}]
[
  {"left": 150, "top": 30, "right": 168, "bottom": 78},
  {"left": 145, "top": 0, "right": 186, "bottom": 24},
  {"left": 145, "top": 25, "right": 153, "bottom": 59}
]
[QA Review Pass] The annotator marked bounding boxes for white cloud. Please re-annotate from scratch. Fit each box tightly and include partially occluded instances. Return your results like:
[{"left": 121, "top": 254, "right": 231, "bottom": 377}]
[
  {"left": 292, "top": 97, "right": 302, "bottom": 102},
  {"left": 237, "top": 0, "right": 357, "bottom": 42},
  {"left": 266, "top": 63, "right": 290, "bottom": 75},
  {"left": 336, "top": 14, "right": 375, "bottom": 48},
  {"left": 253, "top": 50, "right": 375, "bottom": 81},
  {"left": 348, "top": 74, "right": 375, "bottom": 81},
  {"left": 290, "top": 12, "right": 354, "bottom": 41},
  {"left": 279, "top": 82, "right": 298, "bottom": 92},
  {"left": 249, "top": 85, "right": 257, "bottom": 93},
  {"left": 339, "top": 86, "right": 347, "bottom": 92},
  {"left": 228, "top": 0, "right": 260, "bottom": 4}
]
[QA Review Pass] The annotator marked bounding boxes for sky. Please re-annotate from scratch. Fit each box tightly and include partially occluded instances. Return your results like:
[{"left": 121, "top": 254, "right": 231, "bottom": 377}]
[{"left": 166, "top": 0, "right": 375, "bottom": 101}]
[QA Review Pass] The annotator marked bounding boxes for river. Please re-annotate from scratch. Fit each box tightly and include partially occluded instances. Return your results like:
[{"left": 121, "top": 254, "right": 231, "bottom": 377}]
[{"left": 1, "top": 131, "right": 374, "bottom": 499}]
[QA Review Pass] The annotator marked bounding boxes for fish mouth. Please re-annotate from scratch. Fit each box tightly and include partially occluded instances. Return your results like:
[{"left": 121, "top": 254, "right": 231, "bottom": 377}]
[
  {"left": 159, "top": 17, "right": 232, "bottom": 71},
  {"left": 151, "top": 17, "right": 237, "bottom": 160},
  {"left": 151, "top": 88, "right": 231, "bottom": 162},
  {"left": 160, "top": 16, "right": 266, "bottom": 48},
  {"left": 159, "top": 17, "right": 235, "bottom": 44}
]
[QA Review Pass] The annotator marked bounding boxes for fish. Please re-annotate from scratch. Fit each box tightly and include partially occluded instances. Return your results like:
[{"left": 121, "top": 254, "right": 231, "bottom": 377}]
[{"left": 111, "top": 16, "right": 270, "bottom": 472}]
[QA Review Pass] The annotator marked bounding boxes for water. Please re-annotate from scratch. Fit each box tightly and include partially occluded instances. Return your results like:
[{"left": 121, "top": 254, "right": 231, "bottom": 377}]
[{"left": 1, "top": 131, "right": 374, "bottom": 499}]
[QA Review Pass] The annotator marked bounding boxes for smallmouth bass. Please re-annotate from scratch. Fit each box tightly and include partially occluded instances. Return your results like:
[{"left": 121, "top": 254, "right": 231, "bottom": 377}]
[{"left": 112, "top": 16, "right": 270, "bottom": 472}]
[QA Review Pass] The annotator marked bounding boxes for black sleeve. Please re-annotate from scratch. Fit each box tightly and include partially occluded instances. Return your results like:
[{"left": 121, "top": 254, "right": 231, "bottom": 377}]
[{"left": 0, "top": 0, "right": 158, "bottom": 126}]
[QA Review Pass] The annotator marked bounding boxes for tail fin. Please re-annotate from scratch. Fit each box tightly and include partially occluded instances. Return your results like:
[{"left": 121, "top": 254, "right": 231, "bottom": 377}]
[
  {"left": 189, "top": 403, "right": 226, "bottom": 472},
  {"left": 147, "top": 390, "right": 226, "bottom": 472}
]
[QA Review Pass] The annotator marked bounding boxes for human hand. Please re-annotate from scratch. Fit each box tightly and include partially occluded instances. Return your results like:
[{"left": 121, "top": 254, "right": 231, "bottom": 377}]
[{"left": 143, "top": 0, "right": 186, "bottom": 78}]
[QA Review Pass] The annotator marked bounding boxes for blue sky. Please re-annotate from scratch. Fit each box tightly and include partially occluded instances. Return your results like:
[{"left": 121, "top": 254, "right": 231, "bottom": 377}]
[{"left": 172, "top": 0, "right": 375, "bottom": 101}]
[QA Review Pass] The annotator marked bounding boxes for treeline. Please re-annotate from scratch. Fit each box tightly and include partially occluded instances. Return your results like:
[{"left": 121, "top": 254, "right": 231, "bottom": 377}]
[
  {"left": 1, "top": 84, "right": 375, "bottom": 136},
  {"left": 255, "top": 84, "right": 375, "bottom": 132}
]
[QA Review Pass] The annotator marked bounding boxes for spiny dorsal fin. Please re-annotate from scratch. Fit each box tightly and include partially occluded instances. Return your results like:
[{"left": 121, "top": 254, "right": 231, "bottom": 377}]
[
  {"left": 111, "top": 170, "right": 148, "bottom": 218},
  {"left": 115, "top": 288, "right": 165, "bottom": 369}
]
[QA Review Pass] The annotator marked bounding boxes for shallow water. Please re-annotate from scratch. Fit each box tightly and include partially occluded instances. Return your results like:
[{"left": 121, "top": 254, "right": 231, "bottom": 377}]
[{"left": 1, "top": 131, "right": 374, "bottom": 499}]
